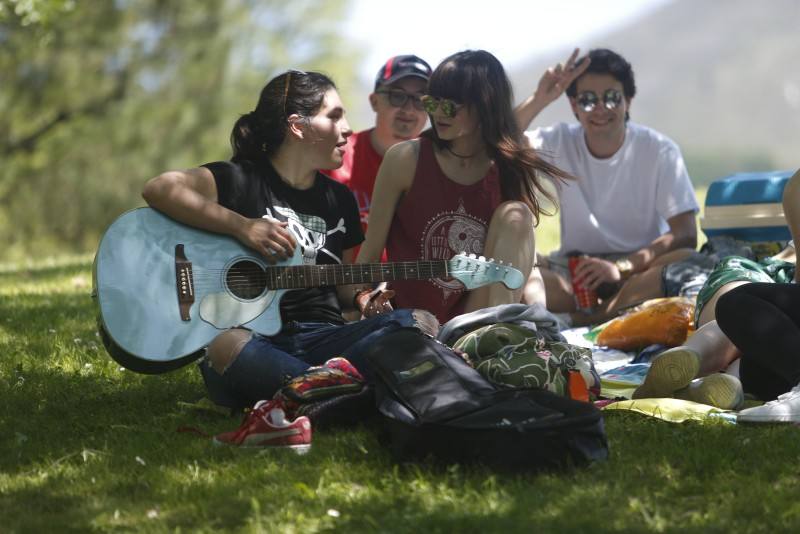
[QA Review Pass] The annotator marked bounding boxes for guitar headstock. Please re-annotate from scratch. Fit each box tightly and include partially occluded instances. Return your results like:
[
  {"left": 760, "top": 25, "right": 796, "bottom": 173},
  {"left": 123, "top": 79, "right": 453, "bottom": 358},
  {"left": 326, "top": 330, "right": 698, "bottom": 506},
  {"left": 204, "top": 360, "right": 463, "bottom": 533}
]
[{"left": 447, "top": 253, "right": 525, "bottom": 290}]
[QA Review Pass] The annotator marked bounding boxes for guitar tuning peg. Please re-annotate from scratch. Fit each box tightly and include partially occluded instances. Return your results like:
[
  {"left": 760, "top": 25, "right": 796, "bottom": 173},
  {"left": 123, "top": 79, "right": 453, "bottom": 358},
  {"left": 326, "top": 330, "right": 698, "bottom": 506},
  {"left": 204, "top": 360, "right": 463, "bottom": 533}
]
[
  {"left": 478, "top": 255, "right": 486, "bottom": 262},
  {"left": 487, "top": 257, "right": 494, "bottom": 263},
  {"left": 469, "top": 253, "right": 476, "bottom": 259}
]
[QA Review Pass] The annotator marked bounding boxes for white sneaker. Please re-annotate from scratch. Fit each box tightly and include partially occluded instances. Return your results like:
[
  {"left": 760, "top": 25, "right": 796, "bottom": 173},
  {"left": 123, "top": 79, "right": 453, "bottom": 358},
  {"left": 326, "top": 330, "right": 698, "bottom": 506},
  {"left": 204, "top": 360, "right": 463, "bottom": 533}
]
[
  {"left": 674, "top": 373, "right": 744, "bottom": 410},
  {"left": 737, "top": 383, "right": 800, "bottom": 423},
  {"left": 632, "top": 347, "right": 700, "bottom": 400}
]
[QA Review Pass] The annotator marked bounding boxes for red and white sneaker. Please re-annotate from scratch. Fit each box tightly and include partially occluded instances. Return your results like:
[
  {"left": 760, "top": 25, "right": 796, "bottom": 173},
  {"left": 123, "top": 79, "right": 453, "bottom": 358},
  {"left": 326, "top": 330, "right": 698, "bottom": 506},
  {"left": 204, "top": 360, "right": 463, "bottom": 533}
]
[{"left": 214, "top": 399, "right": 312, "bottom": 454}]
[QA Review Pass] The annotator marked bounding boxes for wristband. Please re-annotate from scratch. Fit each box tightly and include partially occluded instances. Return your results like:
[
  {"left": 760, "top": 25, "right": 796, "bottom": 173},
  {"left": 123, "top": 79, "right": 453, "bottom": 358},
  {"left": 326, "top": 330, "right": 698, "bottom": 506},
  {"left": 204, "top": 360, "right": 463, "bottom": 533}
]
[
  {"left": 614, "top": 258, "right": 634, "bottom": 279},
  {"left": 352, "top": 289, "right": 371, "bottom": 312}
]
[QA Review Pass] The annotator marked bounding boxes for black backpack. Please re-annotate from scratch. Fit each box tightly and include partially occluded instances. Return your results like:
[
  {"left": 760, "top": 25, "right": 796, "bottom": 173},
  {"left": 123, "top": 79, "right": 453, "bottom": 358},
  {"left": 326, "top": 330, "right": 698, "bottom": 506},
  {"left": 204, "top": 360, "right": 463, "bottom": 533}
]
[{"left": 365, "top": 328, "right": 608, "bottom": 470}]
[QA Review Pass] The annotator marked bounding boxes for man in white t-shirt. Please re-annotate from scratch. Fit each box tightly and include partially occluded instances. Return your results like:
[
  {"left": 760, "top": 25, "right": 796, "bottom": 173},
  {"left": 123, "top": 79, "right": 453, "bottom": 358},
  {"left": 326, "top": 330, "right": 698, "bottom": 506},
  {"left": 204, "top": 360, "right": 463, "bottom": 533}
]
[{"left": 517, "top": 48, "right": 699, "bottom": 323}]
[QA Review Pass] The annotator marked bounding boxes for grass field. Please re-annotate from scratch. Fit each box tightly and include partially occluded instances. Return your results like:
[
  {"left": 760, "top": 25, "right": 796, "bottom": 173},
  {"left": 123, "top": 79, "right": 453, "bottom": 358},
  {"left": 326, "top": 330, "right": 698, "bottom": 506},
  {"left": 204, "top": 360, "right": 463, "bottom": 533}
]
[{"left": 3, "top": 233, "right": 800, "bottom": 532}]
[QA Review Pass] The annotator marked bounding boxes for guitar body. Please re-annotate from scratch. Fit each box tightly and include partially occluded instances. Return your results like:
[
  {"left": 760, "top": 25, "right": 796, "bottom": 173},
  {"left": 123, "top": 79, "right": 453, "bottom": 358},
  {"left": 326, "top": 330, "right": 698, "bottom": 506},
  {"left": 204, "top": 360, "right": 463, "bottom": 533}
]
[{"left": 93, "top": 208, "right": 293, "bottom": 372}]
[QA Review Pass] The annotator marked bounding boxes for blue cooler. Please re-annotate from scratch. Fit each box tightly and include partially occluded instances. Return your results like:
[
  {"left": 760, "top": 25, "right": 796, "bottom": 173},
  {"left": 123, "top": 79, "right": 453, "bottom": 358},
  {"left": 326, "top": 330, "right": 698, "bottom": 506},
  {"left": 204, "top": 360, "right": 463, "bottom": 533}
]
[{"left": 700, "top": 170, "right": 794, "bottom": 242}]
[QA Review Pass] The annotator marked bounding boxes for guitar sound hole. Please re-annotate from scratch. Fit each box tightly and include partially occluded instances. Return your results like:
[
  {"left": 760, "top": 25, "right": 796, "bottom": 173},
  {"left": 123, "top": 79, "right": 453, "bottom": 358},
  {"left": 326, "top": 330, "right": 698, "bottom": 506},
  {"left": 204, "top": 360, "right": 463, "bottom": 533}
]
[{"left": 226, "top": 260, "right": 266, "bottom": 300}]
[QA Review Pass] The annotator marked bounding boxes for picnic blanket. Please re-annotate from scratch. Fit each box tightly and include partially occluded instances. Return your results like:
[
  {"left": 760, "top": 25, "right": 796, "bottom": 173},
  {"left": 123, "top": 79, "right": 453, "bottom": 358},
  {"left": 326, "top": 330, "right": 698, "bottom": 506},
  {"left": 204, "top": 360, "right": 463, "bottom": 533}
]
[{"left": 601, "top": 398, "right": 736, "bottom": 424}]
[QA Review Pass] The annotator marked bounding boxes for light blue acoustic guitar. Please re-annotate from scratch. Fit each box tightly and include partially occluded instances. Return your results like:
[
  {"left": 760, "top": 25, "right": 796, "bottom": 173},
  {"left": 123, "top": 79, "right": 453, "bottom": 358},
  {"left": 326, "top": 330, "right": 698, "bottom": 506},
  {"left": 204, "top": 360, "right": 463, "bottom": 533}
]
[{"left": 92, "top": 208, "right": 525, "bottom": 374}]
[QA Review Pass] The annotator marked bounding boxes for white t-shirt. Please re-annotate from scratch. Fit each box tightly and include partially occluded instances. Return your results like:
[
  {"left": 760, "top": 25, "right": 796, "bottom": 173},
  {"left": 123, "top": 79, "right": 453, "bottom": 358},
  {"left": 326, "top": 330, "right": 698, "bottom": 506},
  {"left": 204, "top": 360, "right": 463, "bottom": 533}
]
[{"left": 526, "top": 122, "right": 698, "bottom": 256}]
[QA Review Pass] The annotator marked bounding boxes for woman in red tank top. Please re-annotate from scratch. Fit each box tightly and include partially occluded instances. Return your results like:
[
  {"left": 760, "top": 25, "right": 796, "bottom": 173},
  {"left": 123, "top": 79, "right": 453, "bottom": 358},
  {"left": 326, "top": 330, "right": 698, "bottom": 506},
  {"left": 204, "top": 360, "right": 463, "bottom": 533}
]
[{"left": 355, "top": 50, "right": 571, "bottom": 324}]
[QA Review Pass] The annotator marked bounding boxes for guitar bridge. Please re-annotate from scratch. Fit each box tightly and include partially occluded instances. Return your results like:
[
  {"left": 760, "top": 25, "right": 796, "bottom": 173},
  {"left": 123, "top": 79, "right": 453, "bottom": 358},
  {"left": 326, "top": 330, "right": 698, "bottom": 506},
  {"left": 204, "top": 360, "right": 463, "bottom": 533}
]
[{"left": 175, "top": 244, "right": 194, "bottom": 321}]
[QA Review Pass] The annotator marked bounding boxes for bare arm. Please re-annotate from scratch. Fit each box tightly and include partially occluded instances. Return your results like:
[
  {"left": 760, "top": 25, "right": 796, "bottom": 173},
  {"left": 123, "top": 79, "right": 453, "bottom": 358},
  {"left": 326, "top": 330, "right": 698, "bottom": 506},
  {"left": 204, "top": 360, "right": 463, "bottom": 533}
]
[
  {"left": 626, "top": 210, "right": 698, "bottom": 272},
  {"left": 575, "top": 210, "right": 697, "bottom": 290},
  {"left": 782, "top": 168, "right": 800, "bottom": 281},
  {"left": 142, "top": 167, "right": 295, "bottom": 262},
  {"left": 514, "top": 48, "right": 590, "bottom": 131},
  {"left": 356, "top": 140, "right": 419, "bottom": 263}
]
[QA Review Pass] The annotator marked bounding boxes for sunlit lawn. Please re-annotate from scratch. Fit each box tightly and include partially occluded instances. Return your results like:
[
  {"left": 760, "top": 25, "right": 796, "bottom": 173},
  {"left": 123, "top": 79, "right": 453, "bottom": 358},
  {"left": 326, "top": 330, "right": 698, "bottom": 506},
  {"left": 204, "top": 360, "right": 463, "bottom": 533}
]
[{"left": 3, "top": 235, "right": 800, "bottom": 532}]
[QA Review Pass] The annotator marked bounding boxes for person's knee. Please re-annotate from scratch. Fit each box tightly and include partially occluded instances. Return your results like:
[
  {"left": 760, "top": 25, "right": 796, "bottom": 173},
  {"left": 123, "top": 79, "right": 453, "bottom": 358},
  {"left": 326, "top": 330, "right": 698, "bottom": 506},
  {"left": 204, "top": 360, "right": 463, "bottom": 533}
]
[
  {"left": 206, "top": 328, "right": 253, "bottom": 375},
  {"left": 490, "top": 201, "right": 534, "bottom": 236},
  {"left": 715, "top": 286, "right": 747, "bottom": 322}
]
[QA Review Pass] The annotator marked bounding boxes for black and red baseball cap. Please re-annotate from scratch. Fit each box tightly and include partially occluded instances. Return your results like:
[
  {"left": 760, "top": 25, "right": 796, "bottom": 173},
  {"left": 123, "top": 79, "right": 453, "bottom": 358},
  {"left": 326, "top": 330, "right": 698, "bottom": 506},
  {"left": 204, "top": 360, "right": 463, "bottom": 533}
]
[{"left": 374, "top": 55, "right": 432, "bottom": 91}]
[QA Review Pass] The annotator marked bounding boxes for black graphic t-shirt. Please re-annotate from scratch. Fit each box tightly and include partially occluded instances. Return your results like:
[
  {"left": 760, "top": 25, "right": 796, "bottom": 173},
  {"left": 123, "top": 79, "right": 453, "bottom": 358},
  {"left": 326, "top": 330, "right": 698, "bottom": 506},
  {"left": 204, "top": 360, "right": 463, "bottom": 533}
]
[{"left": 203, "top": 159, "right": 363, "bottom": 325}]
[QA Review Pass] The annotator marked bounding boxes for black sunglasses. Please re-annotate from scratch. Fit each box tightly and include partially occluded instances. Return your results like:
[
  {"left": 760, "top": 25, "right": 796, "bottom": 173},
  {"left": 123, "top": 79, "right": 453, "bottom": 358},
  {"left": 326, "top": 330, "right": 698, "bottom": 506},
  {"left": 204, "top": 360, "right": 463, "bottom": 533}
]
[
  {"left": 376, "top": 89, "right": 424, "bottom": 111},
  {"left": 420, "top": 95, "right": 463, "bottom": 118},
  {"left": 576, "top": 89, "right": 623, "bottom": 112}
]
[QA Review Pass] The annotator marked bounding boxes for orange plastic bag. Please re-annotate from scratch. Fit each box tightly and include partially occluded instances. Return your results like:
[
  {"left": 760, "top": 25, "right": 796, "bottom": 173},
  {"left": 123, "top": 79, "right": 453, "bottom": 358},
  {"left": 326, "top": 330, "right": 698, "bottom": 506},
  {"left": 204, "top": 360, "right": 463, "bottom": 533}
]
[{"left": 596, "top": 297, "right": 695, "bottom": 351}]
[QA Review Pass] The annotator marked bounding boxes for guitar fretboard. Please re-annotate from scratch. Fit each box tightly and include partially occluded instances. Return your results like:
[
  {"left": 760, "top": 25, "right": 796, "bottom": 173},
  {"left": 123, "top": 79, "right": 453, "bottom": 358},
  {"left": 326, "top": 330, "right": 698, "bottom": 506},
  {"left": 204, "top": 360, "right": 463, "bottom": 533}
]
[{"left": 263, "top": 260, "right": 449, "bottom": 289}]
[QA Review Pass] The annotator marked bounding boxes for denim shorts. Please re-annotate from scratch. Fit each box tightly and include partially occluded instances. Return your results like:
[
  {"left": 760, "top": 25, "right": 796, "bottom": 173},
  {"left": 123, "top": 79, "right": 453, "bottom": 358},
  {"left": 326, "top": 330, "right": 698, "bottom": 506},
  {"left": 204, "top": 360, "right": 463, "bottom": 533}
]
[{"left": 199, "top": 309, "right": 417, "bottom": 409}]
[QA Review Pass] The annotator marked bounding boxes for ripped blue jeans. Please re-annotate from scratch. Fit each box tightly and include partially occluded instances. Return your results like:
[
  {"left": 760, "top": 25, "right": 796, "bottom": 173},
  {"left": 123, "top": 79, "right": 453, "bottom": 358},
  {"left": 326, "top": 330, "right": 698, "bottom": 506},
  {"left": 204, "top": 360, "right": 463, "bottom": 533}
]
[{"left": 199, "top": 309, "right": 417, "bottom": 409}]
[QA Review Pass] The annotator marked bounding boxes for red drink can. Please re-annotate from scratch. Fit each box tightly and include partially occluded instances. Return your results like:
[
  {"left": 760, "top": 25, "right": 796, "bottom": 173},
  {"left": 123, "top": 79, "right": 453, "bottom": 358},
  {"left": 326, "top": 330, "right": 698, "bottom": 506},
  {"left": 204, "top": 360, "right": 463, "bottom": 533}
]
[{"left": 568, "top": 256, "right": 597, "bottom": 312}]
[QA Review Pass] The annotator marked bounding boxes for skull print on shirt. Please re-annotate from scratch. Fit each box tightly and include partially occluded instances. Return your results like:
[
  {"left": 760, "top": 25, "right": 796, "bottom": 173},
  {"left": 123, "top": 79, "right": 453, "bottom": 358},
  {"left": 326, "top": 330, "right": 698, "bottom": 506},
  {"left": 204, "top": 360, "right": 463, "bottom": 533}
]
[{"left": 265, "top": 206, "right": 347, "bottom": 264}]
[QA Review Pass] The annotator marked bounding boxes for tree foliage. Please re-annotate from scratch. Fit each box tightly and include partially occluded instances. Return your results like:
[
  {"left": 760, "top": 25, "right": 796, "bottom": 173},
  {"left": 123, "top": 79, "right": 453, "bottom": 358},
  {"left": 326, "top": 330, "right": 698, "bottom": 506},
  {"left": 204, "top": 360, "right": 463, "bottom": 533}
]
[{"left": 0, "top": 0, "right": 357, "bottom": 260}]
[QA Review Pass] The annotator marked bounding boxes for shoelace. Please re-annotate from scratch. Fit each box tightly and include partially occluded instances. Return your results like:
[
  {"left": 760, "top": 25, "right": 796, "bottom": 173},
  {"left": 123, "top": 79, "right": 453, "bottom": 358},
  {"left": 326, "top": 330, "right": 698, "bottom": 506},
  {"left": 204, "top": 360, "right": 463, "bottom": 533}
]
[{"left": 232, "top": 402, "right": 280, "bottom": 437}]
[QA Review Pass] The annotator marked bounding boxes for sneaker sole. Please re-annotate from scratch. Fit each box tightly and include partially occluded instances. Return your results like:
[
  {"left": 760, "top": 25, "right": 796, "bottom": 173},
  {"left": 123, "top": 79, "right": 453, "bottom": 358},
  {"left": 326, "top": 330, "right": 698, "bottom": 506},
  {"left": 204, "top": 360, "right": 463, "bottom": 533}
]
[
  {"left": 675, "top": 374, "right": 744, "bottom": 410},
  {"left": 632, "top": 347, "right": 700, "bottom": 399},
  {"left": 736, "top": 412, "right": 799, "bottom": 423},
  {"left": 212, "top": 438, "right": 312, "bottom": 455},
  {"left": 737, "top": 399, "right": 800, "bottom": 423}
]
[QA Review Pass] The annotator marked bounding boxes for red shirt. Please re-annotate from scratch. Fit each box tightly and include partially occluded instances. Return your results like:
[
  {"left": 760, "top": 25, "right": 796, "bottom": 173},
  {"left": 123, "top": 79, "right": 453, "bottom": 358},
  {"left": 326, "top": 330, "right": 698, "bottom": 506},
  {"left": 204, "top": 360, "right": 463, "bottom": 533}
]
[
  {"left": 386, "top": 137, "right": 502, "bottom": 323},
  {"left": 324, "top": 129, "right": 382, "bottom": 229},
  {"left": 324, "top": 129, "right": 385, "bottom": 260}
]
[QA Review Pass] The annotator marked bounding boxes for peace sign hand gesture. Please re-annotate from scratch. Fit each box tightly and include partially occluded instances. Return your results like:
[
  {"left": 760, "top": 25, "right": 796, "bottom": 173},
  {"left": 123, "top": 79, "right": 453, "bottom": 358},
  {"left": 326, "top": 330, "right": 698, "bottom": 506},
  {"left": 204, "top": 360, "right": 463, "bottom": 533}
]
[
  {"left": 515, "top": 48, "right": 591, "bottom": 131},
  {"left": 535, "top": 48, "right": 591, "bottom": 107}
]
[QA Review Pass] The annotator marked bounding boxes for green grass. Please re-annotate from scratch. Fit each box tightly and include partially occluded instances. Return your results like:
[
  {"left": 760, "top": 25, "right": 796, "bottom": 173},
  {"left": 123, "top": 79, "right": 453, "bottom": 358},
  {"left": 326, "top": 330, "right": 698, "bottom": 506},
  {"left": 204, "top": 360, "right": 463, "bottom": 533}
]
[{"left": 3, "top": 255, "right": 800, "bottom": 533}]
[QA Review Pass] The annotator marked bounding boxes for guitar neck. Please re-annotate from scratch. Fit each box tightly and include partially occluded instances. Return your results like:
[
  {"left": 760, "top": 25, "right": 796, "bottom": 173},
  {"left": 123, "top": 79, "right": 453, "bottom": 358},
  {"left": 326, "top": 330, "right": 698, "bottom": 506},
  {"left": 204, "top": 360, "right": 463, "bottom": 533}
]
[{"left": 264, "top": 260, "right": 448, "bottom": 289}]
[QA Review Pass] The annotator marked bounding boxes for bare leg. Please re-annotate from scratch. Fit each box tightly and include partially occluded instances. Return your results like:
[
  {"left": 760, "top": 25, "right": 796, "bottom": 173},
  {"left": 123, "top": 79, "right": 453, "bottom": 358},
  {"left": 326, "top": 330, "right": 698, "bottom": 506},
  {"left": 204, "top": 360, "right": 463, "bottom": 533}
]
[
  {"left": 207, "top": 328, "right": 253, "bottom": 374},
  {"left": 464, "top": 201, "right": 535, "bottom": 312},
  {"left": 632, "top": 320, "right": 743, "bottom": 407},
  {"left": 682, "top": 320, "right": 742, "bottom": 376},
  {"left": 524, "top": 265, "right": 575, "bottom": 311},
  {"left": 523, "top": 265, "right": 548, "bottom": 308}
]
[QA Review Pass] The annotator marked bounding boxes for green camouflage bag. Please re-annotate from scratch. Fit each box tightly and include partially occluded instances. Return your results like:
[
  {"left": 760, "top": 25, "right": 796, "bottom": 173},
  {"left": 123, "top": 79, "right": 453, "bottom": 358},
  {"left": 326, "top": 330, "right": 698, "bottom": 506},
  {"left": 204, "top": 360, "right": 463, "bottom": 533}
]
[{"left": 453, "top": 323, "right": 600, "bottom": 398}]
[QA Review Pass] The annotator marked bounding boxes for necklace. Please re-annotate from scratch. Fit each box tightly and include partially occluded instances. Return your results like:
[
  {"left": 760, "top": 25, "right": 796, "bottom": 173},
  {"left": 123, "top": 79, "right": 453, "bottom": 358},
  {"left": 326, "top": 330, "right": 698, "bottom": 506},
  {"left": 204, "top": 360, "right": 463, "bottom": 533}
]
[{"left": 446, "top": 145, "right": 480, "bottom": 159}]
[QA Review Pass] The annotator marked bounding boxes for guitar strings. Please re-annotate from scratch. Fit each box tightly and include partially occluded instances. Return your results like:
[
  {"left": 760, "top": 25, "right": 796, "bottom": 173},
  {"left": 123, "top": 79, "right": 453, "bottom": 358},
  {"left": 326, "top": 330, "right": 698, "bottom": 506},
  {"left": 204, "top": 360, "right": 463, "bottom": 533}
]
[
  {"left": 184, "top": 260, "right": 463, "bottom": 292},
  {"left": 188, "top": 261, "right": 451, "bottom": 279}
]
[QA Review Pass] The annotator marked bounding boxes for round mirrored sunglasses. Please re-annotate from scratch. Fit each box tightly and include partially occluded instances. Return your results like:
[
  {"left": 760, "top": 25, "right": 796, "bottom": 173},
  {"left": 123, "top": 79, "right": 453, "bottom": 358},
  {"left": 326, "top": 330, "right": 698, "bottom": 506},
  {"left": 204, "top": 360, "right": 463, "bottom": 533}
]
[{"left": 576, "top": 89, "right": 623, "bottom": 112}]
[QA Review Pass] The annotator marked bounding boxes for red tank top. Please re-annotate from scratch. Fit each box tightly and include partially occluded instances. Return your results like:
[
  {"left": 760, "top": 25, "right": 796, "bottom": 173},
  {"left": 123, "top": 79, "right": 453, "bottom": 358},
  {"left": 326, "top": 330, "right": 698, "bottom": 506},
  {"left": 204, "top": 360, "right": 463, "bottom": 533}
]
[{"left": 386, "top": 137, "right": 502, "bottom": 323}]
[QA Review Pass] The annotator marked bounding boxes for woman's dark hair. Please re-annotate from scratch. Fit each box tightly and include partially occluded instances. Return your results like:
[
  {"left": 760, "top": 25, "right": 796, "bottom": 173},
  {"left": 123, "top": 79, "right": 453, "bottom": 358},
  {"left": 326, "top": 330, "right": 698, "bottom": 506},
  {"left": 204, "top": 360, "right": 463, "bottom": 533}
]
[
  {"left": 424, "top": 50, "right": 570, "bottom": 223},
  {"left": 231, "top": 70, "right": 336, "bottom": 161},
  {"left": 566, "top": 49, "right": 636, "bottom": 122}
]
